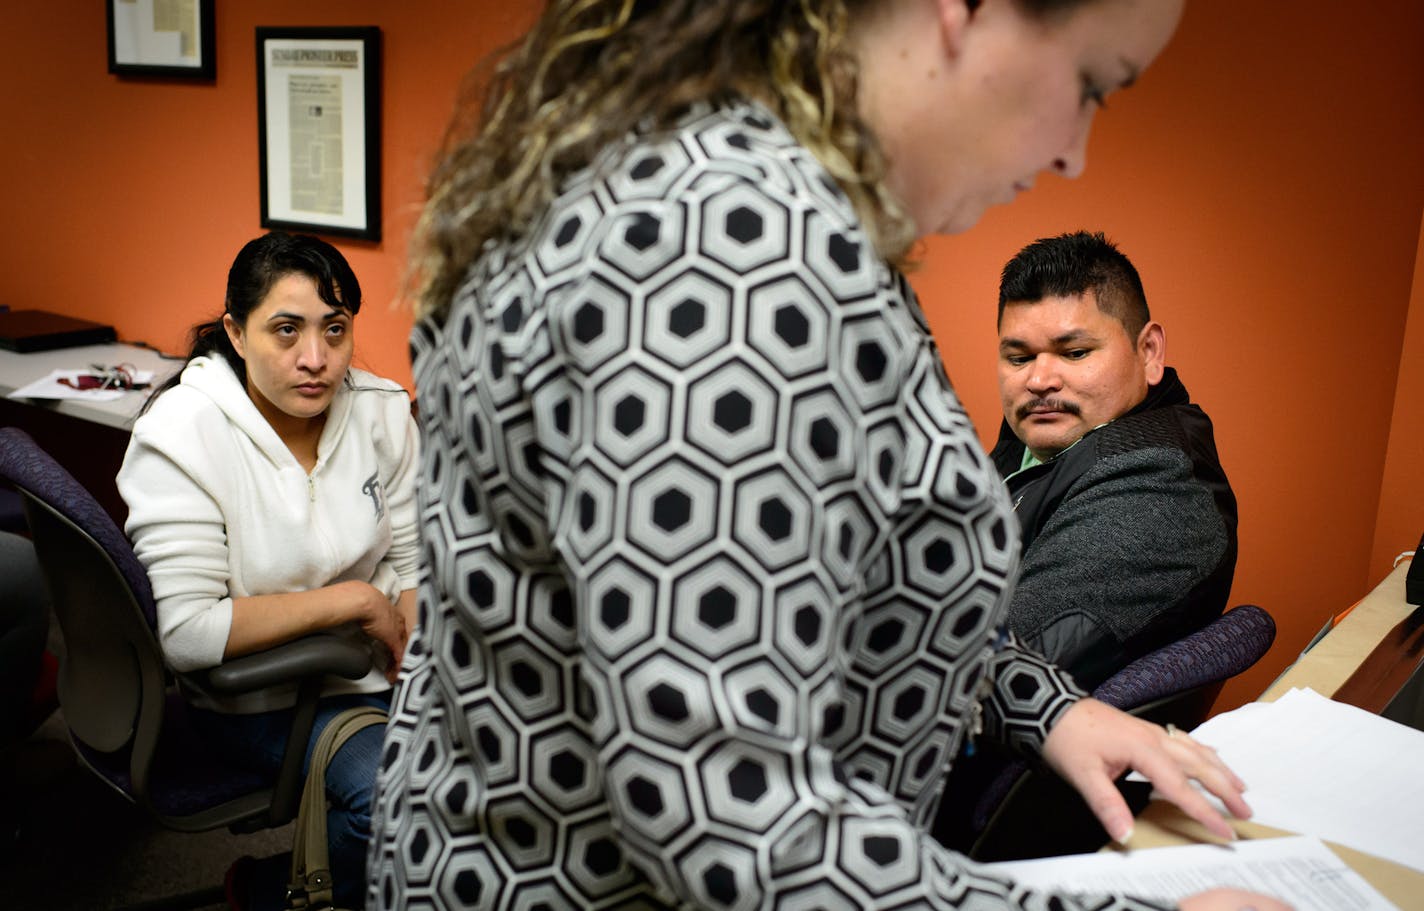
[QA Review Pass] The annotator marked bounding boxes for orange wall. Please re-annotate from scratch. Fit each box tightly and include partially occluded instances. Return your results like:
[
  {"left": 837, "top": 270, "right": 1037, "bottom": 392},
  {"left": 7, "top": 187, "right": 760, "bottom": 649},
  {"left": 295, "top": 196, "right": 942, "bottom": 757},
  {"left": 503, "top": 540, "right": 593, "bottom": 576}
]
[
  {"left": 3, "top": 2, "right": 1422, "bottom": 712},
  {"left": 1370, "top": 212, "right": 1424, "bottom": 580}
]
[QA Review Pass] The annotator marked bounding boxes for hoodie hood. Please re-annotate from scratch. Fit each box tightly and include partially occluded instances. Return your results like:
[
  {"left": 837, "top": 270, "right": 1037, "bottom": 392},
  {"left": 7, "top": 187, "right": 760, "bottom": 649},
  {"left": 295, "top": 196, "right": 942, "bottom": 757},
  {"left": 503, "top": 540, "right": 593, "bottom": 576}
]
[{"left": 180, "top": 355, "right": 355, "bottom": 472}]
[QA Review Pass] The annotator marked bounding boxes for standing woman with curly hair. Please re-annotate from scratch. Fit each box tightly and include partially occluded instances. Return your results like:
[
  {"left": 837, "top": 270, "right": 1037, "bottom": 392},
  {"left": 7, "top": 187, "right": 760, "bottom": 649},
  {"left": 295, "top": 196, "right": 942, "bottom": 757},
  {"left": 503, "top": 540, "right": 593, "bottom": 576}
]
[{"left": 371, "top": 3, "right": 1286, "bottom": 910}]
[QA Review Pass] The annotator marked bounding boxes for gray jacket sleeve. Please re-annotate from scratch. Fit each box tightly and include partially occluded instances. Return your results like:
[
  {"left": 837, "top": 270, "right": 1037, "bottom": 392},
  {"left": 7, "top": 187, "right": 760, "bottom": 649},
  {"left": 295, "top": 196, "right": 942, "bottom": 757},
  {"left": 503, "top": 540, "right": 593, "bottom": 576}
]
[{"left": 1009, "top": 446, "right": 1230, "bottom": 691}]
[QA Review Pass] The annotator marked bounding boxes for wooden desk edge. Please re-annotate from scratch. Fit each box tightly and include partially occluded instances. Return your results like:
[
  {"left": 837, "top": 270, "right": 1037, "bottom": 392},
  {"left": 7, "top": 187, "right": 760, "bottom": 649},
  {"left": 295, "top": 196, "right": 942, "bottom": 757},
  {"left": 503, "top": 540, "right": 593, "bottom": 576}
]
[{"left": 1261, "top": 562, "right": 1415, "bottom": 703}]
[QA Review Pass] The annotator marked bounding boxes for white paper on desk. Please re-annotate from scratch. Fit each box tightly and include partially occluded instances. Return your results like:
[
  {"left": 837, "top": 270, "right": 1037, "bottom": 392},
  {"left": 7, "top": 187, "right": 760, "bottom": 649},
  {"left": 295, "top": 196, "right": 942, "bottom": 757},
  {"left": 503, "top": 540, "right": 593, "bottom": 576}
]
[
  {"left": 986, "top": 835, "right": 1397, "bottom": 911},
  {"left": 7, "top": 368, "right": 156, "bottom": 403},
  {"left": 1147, "top": 687, "right": 1424, "bottom": 873}
]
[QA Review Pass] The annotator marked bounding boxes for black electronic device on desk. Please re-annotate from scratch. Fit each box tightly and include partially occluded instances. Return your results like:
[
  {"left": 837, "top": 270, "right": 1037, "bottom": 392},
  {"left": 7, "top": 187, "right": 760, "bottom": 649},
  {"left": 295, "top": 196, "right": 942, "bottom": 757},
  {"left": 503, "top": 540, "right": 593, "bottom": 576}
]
[
  {"left": 1379, "top": 534, "right": 1424, "bottom": 733},
  {"left": 1408, "top": 532, "right": 1424, "bottom": 606},
  {"left": 0, "top": 309, "right": 117, "bottom": 352}
]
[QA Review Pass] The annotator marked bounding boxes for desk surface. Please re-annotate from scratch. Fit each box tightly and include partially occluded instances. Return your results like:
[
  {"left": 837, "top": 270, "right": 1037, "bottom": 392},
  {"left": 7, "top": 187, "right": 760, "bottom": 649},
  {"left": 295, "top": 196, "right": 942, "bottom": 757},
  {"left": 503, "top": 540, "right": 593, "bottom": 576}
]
[
  {"left": 0, "top": 342, "right": 180, "bottom": 430},
  {"left": 1119, "top": 562, "right": 1424, "bottom": 906},
  {"left": 1262, "top": 559, "right": 1420, "bottom": 706}
]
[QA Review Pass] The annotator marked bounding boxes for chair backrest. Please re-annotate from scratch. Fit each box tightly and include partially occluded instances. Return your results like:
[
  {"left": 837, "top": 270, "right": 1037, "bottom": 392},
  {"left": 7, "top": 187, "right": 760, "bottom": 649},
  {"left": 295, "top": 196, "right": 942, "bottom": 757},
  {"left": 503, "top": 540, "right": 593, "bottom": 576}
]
[
  {"left": 0, "top": 427, "right": 165, "bottom": 760},
  {"left": 1091, "top": 604, "right": 1276, "bottom": 725}
]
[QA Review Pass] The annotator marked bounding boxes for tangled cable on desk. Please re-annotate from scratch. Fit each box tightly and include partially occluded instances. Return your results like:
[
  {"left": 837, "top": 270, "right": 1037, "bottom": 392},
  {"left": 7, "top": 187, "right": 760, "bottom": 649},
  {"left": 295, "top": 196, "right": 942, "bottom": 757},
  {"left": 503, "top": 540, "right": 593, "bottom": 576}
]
[{"left": 56, "top": 363, "right": 148, "bottom": 392}]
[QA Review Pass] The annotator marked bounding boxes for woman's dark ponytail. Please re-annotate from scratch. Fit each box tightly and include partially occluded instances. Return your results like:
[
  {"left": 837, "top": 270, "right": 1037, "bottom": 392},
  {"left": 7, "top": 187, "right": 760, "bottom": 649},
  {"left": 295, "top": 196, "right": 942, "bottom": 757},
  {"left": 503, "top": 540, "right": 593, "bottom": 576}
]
[
  {"left": 140, "top": 314, "right": 244, "bottom": 411},
  {"left": 185, "top": 316, "right": 246, "bottom": 378}
]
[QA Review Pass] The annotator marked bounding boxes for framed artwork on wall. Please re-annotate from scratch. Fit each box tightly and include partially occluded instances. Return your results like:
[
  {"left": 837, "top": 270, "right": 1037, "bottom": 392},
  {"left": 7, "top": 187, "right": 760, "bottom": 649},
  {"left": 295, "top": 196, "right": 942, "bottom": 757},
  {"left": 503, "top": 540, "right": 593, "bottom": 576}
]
[
  {"left": 256, "top": 27, "right": 382, "bottom": 242},
  {"left": 107, "top": 0, "right": 216, "bottom": 79}
]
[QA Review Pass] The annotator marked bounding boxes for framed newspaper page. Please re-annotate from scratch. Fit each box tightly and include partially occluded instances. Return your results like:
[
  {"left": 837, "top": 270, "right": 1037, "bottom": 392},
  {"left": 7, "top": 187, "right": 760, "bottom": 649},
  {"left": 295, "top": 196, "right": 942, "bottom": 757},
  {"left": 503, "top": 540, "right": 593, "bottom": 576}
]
[
  {"left": 108, "top": 0, "right": 216, "bottom": 79},
  {"left": 256, "top": 27, "right": 382, "bottom": 241}
]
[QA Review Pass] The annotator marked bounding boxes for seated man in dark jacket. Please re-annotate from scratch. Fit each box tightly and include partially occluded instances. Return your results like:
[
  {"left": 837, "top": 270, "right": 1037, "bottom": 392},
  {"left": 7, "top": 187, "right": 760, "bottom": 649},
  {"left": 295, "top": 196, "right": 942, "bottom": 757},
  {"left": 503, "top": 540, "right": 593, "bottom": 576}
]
[
  {"left": 993, "top": 230, "right": 1237, "bottom": 692},
  {"left": 932, "top": 231, "right": 1239, "bottom": 857}
]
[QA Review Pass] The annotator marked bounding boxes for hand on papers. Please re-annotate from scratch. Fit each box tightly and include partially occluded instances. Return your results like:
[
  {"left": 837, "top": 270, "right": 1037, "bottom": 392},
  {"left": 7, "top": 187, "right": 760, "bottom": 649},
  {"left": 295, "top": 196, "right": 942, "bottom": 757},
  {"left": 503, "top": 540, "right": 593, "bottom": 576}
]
[
  {"left": 1042, "top": 698, "right": 1251, "bottom": 843},
  {"left": 1179, "top": 889, "right": 1293, "bottom": 911}
]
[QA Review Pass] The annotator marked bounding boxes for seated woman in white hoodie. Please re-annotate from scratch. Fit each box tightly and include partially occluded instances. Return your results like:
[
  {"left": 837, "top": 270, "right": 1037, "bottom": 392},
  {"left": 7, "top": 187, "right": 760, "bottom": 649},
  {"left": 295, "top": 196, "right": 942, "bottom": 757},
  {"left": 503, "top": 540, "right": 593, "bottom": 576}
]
[{"left": 117, "top": 231, "right": 417, "bottom": 911}]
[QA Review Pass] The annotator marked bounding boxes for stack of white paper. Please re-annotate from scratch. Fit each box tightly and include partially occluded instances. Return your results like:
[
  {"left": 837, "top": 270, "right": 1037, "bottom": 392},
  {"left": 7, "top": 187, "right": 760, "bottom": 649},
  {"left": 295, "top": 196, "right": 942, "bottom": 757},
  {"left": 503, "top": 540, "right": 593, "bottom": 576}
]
[{"left": 1183, "top": 687, "right": 1424, "bottom": 873}]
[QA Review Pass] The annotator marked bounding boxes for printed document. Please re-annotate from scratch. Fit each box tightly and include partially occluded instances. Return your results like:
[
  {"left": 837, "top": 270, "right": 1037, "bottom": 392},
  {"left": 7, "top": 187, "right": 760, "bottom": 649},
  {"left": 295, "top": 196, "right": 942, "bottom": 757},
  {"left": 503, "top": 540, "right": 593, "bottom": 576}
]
[{"left": 988, "top": 836, "right": 1397, "bottom": 911}]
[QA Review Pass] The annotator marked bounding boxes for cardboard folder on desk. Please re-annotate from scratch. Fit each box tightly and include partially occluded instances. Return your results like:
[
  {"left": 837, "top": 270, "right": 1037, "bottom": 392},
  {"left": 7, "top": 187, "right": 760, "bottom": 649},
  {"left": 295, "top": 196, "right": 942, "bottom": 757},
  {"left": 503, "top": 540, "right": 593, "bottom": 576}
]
[{"left": 0, "top": 309, "right": 117, "bottom": 353}]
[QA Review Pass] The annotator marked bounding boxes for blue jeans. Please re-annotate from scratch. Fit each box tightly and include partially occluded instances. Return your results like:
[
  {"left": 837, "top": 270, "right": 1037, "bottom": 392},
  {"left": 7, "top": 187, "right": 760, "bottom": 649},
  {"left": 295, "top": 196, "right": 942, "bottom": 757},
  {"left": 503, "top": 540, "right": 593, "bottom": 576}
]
[{"left": 193, "top": 691, "right": 389, "bottom": 910}]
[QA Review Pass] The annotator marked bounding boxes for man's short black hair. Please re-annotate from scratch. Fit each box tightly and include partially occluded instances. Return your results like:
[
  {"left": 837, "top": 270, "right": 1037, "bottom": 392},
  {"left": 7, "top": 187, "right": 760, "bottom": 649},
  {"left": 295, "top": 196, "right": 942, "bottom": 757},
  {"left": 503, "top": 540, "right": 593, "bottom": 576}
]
[{"left": 997, "top": 231, "right": 1150, "bottom": 338}]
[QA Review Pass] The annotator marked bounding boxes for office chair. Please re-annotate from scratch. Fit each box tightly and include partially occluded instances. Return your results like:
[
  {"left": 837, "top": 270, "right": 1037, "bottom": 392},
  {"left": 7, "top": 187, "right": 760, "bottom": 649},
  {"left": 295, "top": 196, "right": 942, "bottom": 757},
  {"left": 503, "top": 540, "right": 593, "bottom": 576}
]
[
  {"left": 941, "top": 604, "right": 1276, "bottom": 861},
  {"left": 0, "top": 428, "right": 374, "bottom": 901}
]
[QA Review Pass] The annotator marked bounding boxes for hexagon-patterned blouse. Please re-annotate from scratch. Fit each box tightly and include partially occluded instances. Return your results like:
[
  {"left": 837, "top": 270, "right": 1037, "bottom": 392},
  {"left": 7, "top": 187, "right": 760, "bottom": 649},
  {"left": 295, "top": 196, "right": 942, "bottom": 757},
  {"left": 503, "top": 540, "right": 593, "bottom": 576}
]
[{"left": 369, "top": 102, "right": 1171, "bottom": 911}]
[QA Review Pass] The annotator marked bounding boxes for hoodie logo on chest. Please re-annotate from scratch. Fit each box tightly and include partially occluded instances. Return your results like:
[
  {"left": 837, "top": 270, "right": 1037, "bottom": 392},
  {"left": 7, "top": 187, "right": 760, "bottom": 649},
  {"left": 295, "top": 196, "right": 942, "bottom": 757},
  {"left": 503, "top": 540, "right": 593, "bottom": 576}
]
[{"left": 362, "top": 471, "right": 385, "bottom": 520}]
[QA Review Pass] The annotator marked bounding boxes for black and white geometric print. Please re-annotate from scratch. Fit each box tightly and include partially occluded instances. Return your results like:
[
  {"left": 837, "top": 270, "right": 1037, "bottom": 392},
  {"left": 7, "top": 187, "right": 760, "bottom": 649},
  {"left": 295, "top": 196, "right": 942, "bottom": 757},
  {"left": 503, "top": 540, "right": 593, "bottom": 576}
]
[{"left": 370, "top": 102, "right": 1160, "bottom": 911}]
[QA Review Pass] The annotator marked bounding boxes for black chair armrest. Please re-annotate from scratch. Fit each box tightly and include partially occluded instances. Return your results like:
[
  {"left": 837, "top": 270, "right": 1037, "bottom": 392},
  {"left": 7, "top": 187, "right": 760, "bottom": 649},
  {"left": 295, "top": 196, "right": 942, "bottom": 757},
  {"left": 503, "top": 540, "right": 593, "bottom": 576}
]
[
  {"left": 189, "top": 633, "right": 381, "bottom": 829},
  {"left": 200, "top": 633, "right": 375, "bottom": 695}
]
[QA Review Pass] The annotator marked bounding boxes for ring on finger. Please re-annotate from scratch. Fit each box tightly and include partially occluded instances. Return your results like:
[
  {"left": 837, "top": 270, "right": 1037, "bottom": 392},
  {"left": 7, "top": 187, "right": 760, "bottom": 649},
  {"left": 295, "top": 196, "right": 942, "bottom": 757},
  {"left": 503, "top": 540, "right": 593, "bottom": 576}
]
[{"left": 1165, "top": 722, "right": 1185, "bottom": 740}]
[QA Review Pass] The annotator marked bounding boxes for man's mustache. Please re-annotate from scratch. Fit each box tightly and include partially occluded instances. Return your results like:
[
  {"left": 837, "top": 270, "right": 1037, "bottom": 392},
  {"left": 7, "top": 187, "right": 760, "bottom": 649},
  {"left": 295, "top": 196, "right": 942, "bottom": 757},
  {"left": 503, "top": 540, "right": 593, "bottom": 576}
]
[{"left": 1016, "top": 398, "right": 1081, "bottom": 421}]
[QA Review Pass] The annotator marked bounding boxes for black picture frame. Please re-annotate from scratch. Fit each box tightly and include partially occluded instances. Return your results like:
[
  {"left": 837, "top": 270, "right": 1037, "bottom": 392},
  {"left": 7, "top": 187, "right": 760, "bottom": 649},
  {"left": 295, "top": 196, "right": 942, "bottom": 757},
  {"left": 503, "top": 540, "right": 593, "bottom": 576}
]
[
  {"left": 107, "top": 0, "right": 216, "bottom": 79},
  {"left": 256, "top": 26, "right": 382, "bottom": 242}
]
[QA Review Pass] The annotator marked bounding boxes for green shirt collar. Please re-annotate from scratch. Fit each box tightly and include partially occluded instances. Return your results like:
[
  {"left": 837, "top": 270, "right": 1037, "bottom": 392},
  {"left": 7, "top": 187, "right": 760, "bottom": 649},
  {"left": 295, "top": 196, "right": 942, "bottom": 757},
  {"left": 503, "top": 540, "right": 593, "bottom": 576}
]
[{"left": 1015, "top": 421, "right": 1109, "bottom": 474}]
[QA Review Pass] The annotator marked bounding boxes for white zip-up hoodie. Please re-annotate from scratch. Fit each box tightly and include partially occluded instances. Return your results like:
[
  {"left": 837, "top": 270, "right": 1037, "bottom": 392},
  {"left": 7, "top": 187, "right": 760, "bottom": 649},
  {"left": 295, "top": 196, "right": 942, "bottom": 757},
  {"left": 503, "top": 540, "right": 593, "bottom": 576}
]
[{"left": 118, "top": 355, "right": 419, "bottom": 713}]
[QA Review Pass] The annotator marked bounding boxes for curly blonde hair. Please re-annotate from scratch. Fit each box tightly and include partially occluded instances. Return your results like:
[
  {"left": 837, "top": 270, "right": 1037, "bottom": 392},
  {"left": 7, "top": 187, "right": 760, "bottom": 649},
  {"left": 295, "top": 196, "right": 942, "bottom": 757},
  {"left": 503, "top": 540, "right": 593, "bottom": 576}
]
[{"left": 410, "top": 0, "right": 914, "bottom": 321}]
